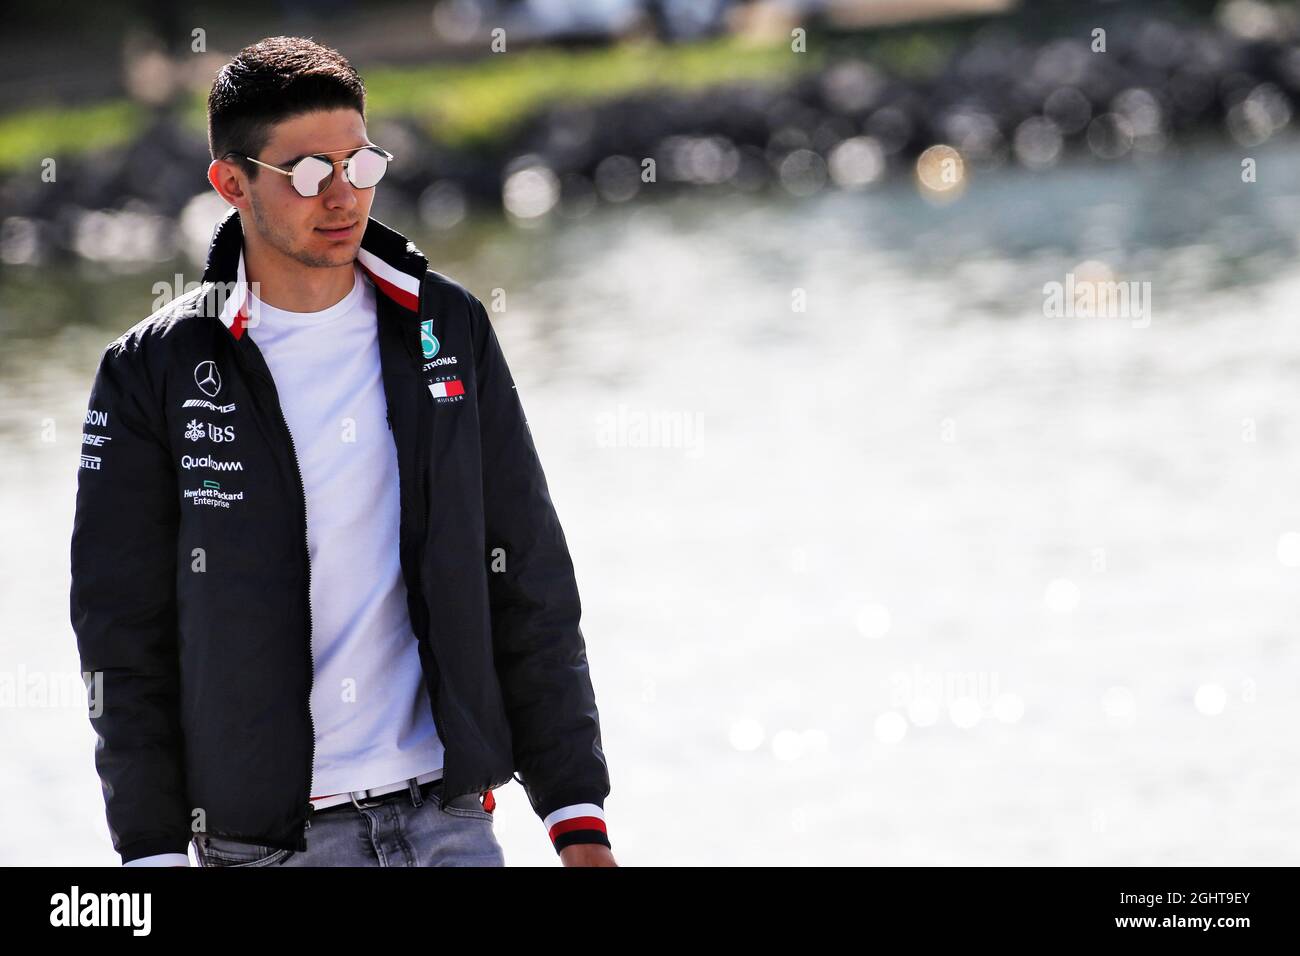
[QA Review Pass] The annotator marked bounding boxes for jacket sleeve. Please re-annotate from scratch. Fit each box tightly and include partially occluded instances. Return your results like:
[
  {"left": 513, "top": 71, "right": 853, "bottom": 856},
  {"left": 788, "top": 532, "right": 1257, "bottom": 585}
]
[
  {"left": 70, "top": 338, "right": 193, "bottom": 865},
  {"left": 467, "top": 290, "right": 612, "bottom": 854}
]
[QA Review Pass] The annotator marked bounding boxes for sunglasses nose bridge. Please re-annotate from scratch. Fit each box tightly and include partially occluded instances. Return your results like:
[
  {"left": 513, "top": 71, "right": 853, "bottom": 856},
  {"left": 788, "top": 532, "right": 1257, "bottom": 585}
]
[
  {"left": 293, "top": 150, "right": 388, "bottom": 196},
  {"left": 339, "top": 156, "right": 381, "bottom": 190},
  {"left": 306, "top": 158, "right": 351, "bottom": 198}
]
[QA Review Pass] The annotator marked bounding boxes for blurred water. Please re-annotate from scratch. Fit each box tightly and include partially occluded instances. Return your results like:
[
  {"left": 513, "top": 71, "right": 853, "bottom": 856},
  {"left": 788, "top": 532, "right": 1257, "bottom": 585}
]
[{"left": 4, "top": 133, "right": 1300, "bottom": 865}]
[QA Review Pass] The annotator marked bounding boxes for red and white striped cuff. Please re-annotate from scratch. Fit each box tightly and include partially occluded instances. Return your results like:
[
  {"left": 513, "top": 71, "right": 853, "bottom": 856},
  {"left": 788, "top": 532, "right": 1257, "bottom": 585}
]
[{"left": 543, "top": 802, "right": 609, "bottom": 852}]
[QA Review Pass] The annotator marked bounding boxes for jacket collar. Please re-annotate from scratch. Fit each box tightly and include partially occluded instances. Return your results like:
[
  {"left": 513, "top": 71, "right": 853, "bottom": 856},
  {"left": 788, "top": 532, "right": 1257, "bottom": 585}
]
[{"left": 200, "top": 205, "right": 428, "bottom": 339}]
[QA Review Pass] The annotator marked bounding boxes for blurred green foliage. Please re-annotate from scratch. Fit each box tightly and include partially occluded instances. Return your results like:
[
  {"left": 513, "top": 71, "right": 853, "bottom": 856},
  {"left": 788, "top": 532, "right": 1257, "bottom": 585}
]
[
  {"left": 0, "top": 101, "right": 150, "bottom": 174},
  {"left": 1, "top": 36, "right": 822, "bottom": 173},
  {"left": 363, "top": 36, "right": 819, "bottom": 148}
]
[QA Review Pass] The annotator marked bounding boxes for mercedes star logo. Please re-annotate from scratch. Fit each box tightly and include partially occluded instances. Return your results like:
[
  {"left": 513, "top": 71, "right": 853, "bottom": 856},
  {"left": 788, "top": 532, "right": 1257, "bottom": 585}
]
[{"left": 194, "top": 361, "right": 222, "bottom": 398}]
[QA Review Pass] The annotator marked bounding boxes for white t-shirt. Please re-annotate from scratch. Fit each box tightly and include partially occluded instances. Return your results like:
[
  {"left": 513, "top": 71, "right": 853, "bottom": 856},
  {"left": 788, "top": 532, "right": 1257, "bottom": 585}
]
[{"left": 246, "top": 263, "right": 444, "bottom": 798}]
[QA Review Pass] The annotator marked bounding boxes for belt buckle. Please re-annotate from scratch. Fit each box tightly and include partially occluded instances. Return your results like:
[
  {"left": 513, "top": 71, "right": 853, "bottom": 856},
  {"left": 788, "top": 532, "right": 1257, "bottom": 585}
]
[{"left": 349, "top": 787, "right": 384, "bottom": 810}]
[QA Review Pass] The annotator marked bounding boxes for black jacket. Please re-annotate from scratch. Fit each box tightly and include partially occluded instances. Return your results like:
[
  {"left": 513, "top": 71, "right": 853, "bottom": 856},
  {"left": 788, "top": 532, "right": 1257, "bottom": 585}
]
[{"left": 70, "top": 207, "right": 611, "bottom": 863}]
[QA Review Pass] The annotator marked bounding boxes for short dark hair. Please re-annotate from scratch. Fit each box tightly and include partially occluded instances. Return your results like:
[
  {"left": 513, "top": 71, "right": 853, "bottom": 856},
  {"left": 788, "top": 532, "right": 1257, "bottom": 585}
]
[{"left": 207, "top": 36, "right": 366, "bottom": 179}]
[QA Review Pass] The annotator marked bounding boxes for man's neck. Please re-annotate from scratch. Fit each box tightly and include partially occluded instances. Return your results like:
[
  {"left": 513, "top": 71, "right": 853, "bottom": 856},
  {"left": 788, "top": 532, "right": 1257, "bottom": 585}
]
[{"left": 243, "top": 231, "right": 355, "bottom": 313}]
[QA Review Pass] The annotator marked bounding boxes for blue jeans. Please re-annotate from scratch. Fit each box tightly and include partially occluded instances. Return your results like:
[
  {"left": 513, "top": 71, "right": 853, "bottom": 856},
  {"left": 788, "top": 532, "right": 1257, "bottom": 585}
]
[{"left": 193, "top": 777, "right": 505, "bottom": 867}]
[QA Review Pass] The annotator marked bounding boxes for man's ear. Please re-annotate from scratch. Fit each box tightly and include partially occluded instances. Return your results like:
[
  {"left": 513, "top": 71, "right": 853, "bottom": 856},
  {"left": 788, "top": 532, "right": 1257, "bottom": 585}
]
[{"left": 208, "top": 159, "right": 247, "bottom": 207}]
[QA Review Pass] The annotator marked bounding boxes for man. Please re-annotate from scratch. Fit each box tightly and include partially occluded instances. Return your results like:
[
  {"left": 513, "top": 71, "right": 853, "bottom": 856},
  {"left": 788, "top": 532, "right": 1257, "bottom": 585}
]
[{"left": 69, "top": 36, "right": 615, "bottom": 867}]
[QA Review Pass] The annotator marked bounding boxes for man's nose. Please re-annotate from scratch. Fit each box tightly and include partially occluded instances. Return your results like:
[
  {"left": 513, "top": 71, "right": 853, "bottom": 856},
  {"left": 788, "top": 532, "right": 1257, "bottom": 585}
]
[{"left": 322, "top": 164, "right": 359, "bottom": 206}]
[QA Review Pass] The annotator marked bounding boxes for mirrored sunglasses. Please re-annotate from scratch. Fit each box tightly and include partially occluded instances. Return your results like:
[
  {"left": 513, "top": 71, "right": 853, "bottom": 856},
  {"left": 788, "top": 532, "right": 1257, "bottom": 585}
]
[{"left": 225, "top": 145, "right": 395, "bottom": 197}]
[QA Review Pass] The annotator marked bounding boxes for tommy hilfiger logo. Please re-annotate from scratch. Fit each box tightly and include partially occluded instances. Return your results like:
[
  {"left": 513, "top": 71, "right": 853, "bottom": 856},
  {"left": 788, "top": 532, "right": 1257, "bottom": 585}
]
[{"left": 428, "top": 377, "right": 465, "bottom": 402}]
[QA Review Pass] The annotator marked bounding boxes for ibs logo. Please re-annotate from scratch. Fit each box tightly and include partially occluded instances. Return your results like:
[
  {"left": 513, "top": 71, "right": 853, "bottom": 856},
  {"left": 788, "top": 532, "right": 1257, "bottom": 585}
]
[
  {"left": 420, "top": 320, "right": 440, "bottom": 359},
  {"left": 185, "top": 419, "right": 236, "bottom": 443}
]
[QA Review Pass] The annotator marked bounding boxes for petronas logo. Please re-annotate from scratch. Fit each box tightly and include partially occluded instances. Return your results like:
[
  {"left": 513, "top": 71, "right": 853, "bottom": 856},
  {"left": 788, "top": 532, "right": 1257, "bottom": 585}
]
[{"left": 420, "top": 320, "right": 440, "bottom": 359}]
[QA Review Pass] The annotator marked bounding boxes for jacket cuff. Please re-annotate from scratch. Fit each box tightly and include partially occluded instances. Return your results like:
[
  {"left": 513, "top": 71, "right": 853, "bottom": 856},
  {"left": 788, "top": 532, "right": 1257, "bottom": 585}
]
[
  {"left": 542, "top": 802, "right": 609, "bottom": 853},
  {"left": 123, "top": 852, "right": 190, "bottom": 867},
  {"left": 120, "top": 836, "right": 192, "bottom": 865}
]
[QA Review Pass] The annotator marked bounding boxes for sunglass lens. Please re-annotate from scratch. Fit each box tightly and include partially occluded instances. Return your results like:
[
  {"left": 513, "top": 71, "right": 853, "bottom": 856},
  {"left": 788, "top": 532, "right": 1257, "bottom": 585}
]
[
  {"left": 292, "top": 156, "right": 334, "bottom": 197},
  {"left": 347, "top": 148, "right": 389, "bottom": 189}
]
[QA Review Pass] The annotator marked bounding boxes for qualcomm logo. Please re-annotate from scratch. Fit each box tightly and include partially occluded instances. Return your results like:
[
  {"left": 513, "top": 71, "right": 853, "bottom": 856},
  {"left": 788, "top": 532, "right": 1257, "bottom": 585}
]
[
  {"left": 194, "top": 361, "right": 222, "bottom": 398},
  {"left": 420, "top": 320, "right": 439, "bottom": 359},
  {"left": 181, "top": 454, "right": 243, "bottom": 471}
]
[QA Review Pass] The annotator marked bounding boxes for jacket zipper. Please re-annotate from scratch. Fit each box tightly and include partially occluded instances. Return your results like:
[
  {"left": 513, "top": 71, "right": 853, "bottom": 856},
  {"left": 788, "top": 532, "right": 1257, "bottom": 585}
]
[
  {"left": 399, "top": 301, "right": 446, "bottom": 796},
  {"left": 237, "top": 336, "right": 317, "bottom": 849},
  {"left": 276, "top": 407, "right": 316, "bottom": 847},
  {"left": 410, "top": 322, "right": 440, "bottom": 766}
]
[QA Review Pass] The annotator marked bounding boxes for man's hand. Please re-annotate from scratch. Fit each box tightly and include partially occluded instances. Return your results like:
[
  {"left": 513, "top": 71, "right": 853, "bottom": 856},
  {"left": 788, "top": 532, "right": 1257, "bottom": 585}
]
[{"left": 559, "top": 844, "right": 618, "bottom": 867}]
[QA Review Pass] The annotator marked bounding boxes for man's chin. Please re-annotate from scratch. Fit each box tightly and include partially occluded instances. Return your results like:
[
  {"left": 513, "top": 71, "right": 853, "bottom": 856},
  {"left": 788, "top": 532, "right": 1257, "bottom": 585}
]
[
  {"left": 293, "top": 246, "right": 357, "bottom": 269},
  {"left": 315, "top": 232, "right": 361, "bottom": 256}
]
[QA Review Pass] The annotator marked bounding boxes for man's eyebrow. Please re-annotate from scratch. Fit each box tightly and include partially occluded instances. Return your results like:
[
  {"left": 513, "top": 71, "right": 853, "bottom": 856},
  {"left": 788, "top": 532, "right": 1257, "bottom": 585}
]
[{"left": 273, "top": 144, "right": 370, "bottom": 166}]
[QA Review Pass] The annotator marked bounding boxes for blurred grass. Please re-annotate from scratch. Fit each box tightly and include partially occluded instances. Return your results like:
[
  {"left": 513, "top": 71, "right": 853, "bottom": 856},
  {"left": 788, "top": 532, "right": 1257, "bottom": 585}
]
[
  {"left": 364, "top": 36, "right": 820, "bottom": 148},
  {"left": 2, "top": 36, "right": 820, "bottom": 174},
  {"left": 0, "top": 101, "right": 150, "bottom": 174}
]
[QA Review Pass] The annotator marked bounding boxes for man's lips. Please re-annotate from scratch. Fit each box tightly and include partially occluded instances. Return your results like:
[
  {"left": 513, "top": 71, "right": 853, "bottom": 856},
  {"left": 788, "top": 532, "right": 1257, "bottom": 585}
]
[{"left": 316, "top": 222, "right": 357, "bottom": 237}]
